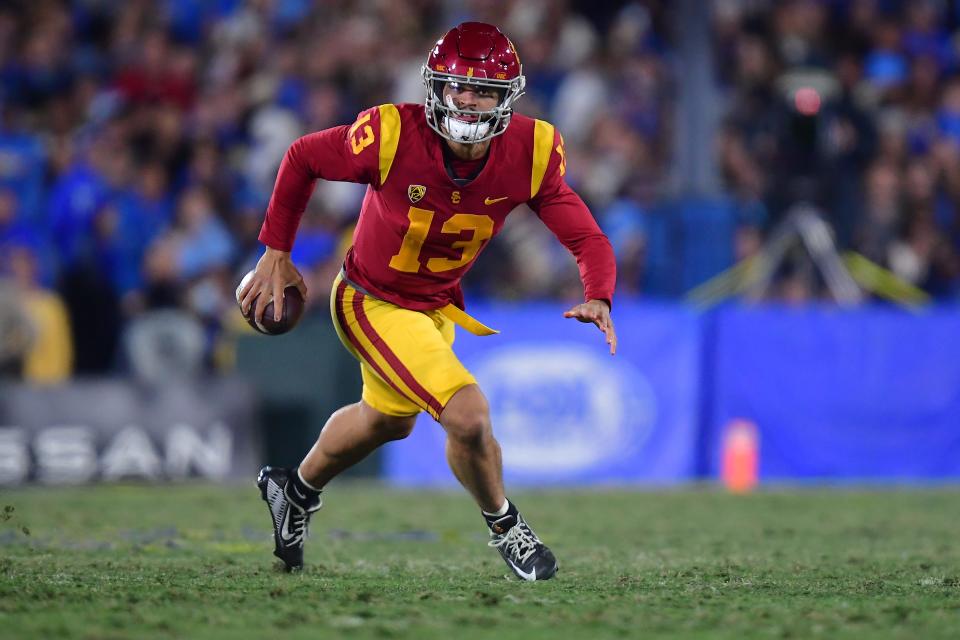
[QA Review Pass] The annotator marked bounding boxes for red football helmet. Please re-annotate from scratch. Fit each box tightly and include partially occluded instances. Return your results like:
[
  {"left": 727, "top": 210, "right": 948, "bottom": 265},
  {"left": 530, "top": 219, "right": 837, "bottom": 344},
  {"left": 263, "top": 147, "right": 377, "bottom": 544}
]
[{"left": 422, "top": 22, "right": 526, "bottom": 144}]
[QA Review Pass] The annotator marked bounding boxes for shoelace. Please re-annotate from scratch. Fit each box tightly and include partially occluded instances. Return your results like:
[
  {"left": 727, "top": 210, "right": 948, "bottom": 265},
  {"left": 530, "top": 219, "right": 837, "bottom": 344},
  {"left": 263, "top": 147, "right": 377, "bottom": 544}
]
[
  {"left": 286, "top": 509, "right": 310, "bottom": 547},
  {"left": 488, "top": 521, "right": 540, "bottom": 564},
  {"left": 282, "top": 484, "right": 320, "bottom": 548}
]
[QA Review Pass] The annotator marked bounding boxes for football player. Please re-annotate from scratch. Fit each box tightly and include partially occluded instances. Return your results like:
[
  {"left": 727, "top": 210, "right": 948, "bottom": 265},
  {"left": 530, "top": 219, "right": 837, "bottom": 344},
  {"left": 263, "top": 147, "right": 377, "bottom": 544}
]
[{"left": 239, "top": 22, "right": 616, "bottom": 581}]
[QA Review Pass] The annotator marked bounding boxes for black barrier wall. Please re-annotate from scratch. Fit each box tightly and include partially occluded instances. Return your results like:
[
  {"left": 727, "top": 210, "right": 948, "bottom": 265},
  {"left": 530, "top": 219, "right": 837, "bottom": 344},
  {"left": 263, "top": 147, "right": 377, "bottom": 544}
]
[{"left": 234, "top": 314, "right": 368, "bottom": 475}]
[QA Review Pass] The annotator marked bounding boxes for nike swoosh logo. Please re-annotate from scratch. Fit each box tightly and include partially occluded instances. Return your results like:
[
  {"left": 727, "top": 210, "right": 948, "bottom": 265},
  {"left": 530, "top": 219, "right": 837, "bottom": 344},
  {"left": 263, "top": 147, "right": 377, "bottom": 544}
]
[
  {"left": 484, "top": 196, "right": 509, "bottom": 205},
  {"left": 279, "top": 509, "right": 297, "bottom": 543},
  {"left": 507, "top": 559, "right": 536, "bottom": 581}
]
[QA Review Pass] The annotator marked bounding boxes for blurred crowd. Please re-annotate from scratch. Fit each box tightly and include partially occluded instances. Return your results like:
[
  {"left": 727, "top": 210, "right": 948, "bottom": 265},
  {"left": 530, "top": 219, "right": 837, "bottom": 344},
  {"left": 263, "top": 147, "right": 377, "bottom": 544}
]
[
  {"left": 3, "top": 0, "right": 960, "bottom": 382},
  {"left": 0, "top": 0, "right": 671, "bottom": 380},
  {"left": 715, "top": 0, "right": 960, "bottom": 299}
]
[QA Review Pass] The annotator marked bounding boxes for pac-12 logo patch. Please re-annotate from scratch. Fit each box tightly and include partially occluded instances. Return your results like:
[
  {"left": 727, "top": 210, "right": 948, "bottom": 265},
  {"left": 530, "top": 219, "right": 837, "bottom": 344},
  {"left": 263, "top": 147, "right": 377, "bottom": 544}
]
[{"left": 408, "top": 185, "right": 426, "bottom": 203}]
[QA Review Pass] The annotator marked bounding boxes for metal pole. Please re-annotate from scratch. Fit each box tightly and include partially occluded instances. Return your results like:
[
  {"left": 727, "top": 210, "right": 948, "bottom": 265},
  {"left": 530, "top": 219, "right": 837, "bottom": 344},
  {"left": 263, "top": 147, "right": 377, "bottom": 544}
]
[{"left": 671, "top": 0, "right": 720, "bottom": 196}]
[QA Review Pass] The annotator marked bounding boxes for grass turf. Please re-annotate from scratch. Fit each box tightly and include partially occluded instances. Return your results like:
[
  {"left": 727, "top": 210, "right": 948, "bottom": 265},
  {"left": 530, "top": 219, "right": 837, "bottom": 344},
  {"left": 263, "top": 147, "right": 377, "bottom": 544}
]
[{"left": 0, "top": 483, "right": 958, "bottom": 639}]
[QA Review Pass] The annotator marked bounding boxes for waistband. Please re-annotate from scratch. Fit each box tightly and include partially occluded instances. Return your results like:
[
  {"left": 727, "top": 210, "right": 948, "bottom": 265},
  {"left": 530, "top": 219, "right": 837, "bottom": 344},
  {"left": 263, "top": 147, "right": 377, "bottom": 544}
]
[{"left": 337, "top": 268, "right": 498, "bottom": 337}]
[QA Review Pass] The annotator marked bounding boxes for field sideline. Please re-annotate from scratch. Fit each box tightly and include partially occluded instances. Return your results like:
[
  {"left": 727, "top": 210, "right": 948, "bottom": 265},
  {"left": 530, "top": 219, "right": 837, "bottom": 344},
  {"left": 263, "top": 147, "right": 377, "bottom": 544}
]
[{"left": 1, "top": 483, "right": 958, "bottom": 639}]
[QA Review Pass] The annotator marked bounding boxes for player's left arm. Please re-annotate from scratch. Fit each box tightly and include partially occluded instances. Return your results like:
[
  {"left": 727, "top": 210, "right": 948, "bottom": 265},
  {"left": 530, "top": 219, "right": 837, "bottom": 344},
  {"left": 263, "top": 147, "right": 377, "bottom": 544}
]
[{"left": 528, "top": 127, "right": 617, "bottom": 355}]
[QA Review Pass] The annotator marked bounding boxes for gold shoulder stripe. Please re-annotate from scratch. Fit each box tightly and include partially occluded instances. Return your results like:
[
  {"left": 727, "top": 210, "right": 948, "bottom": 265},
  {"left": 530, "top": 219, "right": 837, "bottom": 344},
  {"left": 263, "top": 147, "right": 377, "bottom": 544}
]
[
  {"left": 377, "top": 104, "right": 401, "bottom": 187},
  {"left": 531, "top": 119, "right": 555, "bottom": 199}
]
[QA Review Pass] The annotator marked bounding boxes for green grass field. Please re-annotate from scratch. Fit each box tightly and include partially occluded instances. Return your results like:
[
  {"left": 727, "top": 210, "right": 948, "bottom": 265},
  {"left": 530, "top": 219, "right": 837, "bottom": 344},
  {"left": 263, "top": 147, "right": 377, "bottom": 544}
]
[{"left": 1, "top": 483, "right": 958, "bottom": 639}]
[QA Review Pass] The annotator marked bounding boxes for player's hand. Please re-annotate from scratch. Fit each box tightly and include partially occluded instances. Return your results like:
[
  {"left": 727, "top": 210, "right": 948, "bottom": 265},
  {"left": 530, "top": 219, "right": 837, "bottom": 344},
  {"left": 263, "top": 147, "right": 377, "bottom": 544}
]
[
  {"left": 238, "top": 247, "right": 308, "bottom": 323},
  {"left": 563, "top": 299, "right": 616, "bottom": 355}
]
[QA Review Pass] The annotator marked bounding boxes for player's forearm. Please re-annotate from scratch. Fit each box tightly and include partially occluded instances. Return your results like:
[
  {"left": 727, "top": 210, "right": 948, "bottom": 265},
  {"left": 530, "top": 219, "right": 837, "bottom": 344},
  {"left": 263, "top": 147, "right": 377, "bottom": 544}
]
[
  {"left": 258, "top": 125, "right": 373, "bottom": 249},
  {"left": 536, "top": 191, "right": 617, "bottom": 308},
  {"left": 573, "top": 234, "right": 616, "bottom": 309},
  {"left": 258, "top": 138, "right": 318, "bottom": 251}
]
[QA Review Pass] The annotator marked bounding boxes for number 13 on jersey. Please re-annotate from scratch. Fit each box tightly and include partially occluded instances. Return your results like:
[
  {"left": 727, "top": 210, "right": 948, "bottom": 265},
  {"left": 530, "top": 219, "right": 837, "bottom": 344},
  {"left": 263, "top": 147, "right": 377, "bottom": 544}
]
[{"left": 389, "top": 207, "right": 494, "bottom": 273}]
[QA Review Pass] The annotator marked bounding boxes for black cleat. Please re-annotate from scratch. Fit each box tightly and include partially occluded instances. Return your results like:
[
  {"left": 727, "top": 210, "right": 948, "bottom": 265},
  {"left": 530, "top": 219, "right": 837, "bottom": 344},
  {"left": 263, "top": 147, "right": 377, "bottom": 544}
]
[
  {"left": 256, "top": 466, "right": 322, "bottom": 571},
  {"left": 488, "top": 512, "right": 558, "bottom": 581}
]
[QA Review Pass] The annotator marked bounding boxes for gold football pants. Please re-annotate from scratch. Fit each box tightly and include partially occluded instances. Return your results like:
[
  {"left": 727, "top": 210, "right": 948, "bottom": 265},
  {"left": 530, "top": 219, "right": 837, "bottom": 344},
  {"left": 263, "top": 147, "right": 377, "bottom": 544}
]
[{"left": 330, "top": 273, "right": 478, "bottom": 420}]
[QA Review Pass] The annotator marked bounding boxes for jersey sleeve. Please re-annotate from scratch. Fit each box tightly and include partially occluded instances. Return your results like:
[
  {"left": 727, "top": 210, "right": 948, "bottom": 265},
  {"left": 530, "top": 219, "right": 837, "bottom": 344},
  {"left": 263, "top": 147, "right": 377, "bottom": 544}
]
[
  {"left": 527, "top": 123, "right": 617, "bottom": 308},
  {"left": 259, "top": 104, "right": 402, "bottom": 251}
]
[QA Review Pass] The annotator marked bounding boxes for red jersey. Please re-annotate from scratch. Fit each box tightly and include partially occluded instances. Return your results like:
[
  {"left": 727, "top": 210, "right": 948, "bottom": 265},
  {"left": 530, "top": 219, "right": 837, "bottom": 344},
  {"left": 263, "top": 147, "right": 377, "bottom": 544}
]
[{"left": 259, "top": 103, "right": 615, "bottom": 311}]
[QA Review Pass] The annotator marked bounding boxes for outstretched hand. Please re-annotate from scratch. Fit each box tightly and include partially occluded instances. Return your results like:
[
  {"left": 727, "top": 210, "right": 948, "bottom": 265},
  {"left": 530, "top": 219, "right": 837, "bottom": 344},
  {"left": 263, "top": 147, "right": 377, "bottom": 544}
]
[{"left": 563, "top": 299, "right": 616, "bottom": 355}]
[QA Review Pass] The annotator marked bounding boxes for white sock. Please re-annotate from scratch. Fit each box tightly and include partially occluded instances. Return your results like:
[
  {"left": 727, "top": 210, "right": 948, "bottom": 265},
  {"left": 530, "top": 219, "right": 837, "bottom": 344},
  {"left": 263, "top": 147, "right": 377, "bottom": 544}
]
[
  {"left": 297, "top": 468, "right": 323, "bottom": 493},
  {"left": 482, "top": 498, "right": 509, "bottom": 517}
]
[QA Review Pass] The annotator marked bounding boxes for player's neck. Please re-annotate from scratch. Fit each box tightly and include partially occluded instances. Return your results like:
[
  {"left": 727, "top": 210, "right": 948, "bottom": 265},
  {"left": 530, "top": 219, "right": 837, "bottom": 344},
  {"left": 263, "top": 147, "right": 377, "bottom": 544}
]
[{"left": 445, "top": 138, "right": 491, "bottom": 161}]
